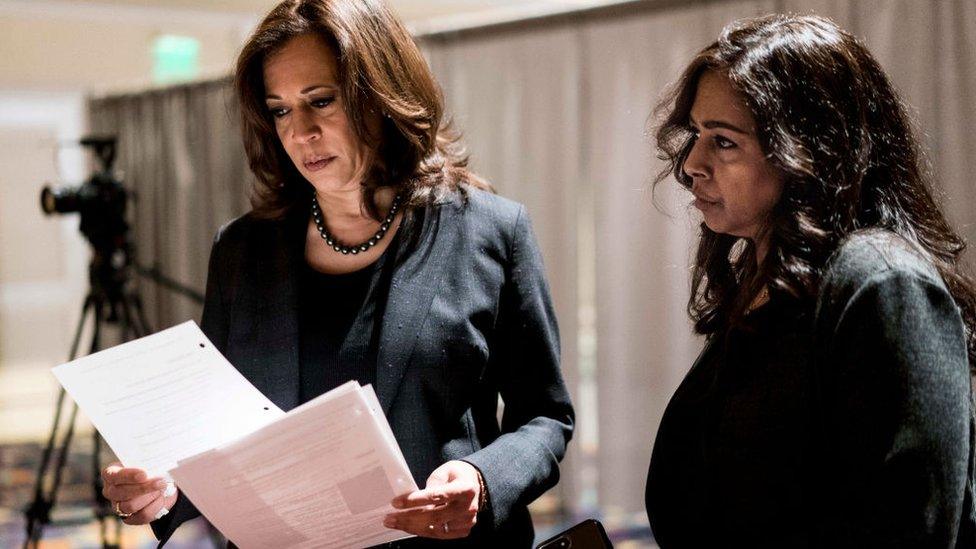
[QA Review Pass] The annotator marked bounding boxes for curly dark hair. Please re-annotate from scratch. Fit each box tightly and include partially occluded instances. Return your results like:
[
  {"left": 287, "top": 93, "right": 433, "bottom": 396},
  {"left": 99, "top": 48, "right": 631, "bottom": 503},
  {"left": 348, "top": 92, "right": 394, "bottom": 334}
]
[
  {"left": 235, "top": 0, "right": 490, "bottom": 220},
  {"left": 654, "top": 14, "right": 976, "bottom": 365}
]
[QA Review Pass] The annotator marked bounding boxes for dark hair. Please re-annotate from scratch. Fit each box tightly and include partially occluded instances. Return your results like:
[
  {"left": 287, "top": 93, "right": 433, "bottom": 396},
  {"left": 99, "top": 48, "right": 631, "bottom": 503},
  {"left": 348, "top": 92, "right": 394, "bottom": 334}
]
[
  {"left": 654, "top": 14, "right": 976, "bottom": 364},
  {"left": 235, "top": 0, "right": 490, "bottom": 220}
]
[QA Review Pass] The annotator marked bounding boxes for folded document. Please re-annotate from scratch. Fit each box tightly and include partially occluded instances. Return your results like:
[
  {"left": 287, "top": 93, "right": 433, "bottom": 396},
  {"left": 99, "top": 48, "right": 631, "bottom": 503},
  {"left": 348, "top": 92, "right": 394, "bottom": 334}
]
[{"left": 53, "top": 320, "right": 417, "bottom": 549}]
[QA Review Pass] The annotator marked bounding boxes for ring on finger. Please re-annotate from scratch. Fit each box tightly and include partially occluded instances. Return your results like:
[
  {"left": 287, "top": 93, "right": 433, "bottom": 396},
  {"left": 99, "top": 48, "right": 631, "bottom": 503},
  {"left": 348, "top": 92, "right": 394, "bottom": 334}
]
[{"left": 114, "top": 501, "right": 133, "bottom": 518}]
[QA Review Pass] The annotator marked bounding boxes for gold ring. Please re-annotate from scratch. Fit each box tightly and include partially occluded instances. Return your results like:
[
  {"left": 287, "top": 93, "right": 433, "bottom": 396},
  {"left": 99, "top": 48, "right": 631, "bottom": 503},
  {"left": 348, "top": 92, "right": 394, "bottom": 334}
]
[{"left": 114, "top": 501, "right": 133, "bottom": 518}]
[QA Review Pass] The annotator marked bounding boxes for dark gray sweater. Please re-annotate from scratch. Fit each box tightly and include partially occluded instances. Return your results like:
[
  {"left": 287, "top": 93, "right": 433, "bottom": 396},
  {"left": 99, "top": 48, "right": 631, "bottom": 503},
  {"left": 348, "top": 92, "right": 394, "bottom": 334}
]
[{"left": 646, "top": 229, "right": 976, "bottom": 547}]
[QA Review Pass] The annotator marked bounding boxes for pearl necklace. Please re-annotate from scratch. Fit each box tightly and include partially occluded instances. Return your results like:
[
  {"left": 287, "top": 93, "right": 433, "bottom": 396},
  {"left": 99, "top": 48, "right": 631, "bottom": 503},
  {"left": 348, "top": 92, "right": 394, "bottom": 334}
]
[{"left": 310, "top": 193, "right": 402, "bottom": 255}]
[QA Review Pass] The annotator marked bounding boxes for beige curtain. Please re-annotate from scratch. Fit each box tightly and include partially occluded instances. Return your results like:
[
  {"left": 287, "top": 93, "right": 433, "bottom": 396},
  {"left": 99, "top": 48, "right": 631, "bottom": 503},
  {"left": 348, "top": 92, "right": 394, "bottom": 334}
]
[
  {"left": 88, "top": 80, "right": 251, "bottom": 332},
  {"left": 420, "top": 22, "right": 586, "bottom": 511},
  {"left": 87, "top": 0, "right": 976, "bottom": 531}
]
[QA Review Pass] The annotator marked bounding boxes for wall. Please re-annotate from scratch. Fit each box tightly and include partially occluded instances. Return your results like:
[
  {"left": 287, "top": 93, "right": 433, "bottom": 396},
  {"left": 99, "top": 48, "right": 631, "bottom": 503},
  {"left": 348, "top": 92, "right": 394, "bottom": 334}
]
[{"left": 0, "top": 91, "right": 88, "bottom": 441}]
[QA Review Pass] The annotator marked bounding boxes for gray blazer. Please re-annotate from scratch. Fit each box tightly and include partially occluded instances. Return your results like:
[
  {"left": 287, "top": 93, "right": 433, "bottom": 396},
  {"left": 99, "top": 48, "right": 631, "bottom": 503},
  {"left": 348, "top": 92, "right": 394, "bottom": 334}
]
[
  {"left": 646, "top": 229, "right": 975, "bottom": 547},
  {"left": 152, "top": 188, "right": 575, "bottom": 547}
]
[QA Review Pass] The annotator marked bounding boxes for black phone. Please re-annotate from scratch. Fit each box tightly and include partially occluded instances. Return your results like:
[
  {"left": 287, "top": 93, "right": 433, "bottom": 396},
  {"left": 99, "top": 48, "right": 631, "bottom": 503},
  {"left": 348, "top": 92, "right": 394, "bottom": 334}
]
[{"left": 535, "top": 519, "right": 613, "bottom": 549}]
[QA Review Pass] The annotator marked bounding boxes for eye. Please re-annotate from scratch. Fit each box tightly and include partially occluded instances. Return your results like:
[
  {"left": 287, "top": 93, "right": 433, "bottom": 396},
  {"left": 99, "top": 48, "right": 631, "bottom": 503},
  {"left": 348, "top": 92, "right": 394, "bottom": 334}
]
[
  {"left": 268, "top": 106, "right": 289, "bottom": 118},
  {"left": 311, "top": 96, "right": 336, "bottom": 109},
  {"left": 714, "top": 135, "right": 737, "bottom": 150}
]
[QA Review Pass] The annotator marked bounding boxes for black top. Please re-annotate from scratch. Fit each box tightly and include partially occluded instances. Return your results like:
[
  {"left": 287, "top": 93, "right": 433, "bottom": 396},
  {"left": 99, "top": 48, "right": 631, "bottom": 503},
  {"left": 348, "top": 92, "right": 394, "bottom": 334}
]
[
  {"left": 646, "top": 230, "right": 976, "bottom": 548},
  {"left": 298, "top": 262, "right": 379, "bottom": 403},
  {"left": 298, "top": 230, "right": 401, "bottom": 404},
  {"left": 646, "top": 298, "right": 817, "bottom": 546}
]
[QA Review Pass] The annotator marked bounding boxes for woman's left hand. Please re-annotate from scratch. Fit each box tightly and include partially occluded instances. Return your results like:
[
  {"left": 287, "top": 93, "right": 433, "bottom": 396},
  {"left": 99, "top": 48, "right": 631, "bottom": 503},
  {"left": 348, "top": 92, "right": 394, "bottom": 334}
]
[{"left": 384, "top": 460, "right": 482, "bottom": 539}]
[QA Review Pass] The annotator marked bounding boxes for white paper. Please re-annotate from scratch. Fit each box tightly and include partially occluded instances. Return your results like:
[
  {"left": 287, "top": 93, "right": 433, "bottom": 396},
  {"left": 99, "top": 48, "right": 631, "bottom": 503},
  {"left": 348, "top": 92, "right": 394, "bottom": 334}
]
[
  {"left": 360, "top": 384, "right": 411, "bottom": 476},
  {"left": 53, "top": 322, "right": 418, "bottom": 548},
  {"left": 170, "top": 381, "right": 418, "bottom": 549},
  {"left": 52, "top": 321, "right": 283, "bottom": 477}
]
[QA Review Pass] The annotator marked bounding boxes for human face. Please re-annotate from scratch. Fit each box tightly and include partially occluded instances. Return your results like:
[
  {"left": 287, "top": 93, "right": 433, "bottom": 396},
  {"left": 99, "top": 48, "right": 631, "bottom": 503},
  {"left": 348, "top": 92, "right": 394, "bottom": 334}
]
[
  {"left": 683, "top": 70, "right": 784, "bottom": 241},
  {"left": 263, "top": 33, "right": 378, "bottom": 195}
]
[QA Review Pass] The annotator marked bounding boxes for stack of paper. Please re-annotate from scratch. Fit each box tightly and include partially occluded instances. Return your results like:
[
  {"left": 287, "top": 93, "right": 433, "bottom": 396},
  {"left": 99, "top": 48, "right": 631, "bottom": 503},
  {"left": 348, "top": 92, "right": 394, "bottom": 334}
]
[{"left": 53, "top": 320, "right": 417, "bottom": 549}]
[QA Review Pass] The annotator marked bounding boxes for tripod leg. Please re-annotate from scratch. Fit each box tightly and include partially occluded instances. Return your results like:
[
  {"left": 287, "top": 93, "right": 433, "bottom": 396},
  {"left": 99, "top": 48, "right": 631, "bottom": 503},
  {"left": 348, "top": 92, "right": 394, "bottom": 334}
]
[
  {"left": 93, "top": 431, "right": 121, "bottom": 549},
  {"left": 34, "top": 295, "right": 102, "bottom": 545},
  {"left": 68, "top": 295, "right": 95, "bottom": 361},
  {"left": 97, "top": 290, "right": 153, "bottom": 548},
  {"left": 97, "top": 297, "right": 130, "bottom": 549},
  {"left": 43, "top": 403, "right": 79, "bottom": 527},
  {"left": 129, "top": 292, "right": 152, "bottom": 338},
  {"left": 27, "top": 401, "right": 79, "bottom": 548},
  {"left": 82, "top": 299, "right": 124, "bottom": 549},
  {"left": 118, "top": 293, "right": 141, "bottom": 340},
  {"left": 23, "top": 295, "right": 94, "bottom": 549}
]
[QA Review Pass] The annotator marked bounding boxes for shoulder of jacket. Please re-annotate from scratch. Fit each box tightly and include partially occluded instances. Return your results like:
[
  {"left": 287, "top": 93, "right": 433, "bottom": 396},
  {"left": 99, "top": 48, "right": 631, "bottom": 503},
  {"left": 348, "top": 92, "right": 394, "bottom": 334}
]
[
  {"left": 451, "top": 185, "right": 524, "bottom": 235},
  {"left": 814, "top": 229, "right": 952, "bottom": 330},
  {"left": 212, "top": 211, "right": 296, "bottom": 259},
  {"left": 823, "top": 229, "right": 942, "bottom": 290}
]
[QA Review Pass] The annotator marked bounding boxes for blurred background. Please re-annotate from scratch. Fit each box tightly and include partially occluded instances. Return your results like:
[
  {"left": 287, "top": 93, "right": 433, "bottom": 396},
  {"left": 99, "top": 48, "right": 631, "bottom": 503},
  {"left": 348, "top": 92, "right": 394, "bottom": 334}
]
[{"left": 1, "top": 0, "right": 973, "bottom": 547}]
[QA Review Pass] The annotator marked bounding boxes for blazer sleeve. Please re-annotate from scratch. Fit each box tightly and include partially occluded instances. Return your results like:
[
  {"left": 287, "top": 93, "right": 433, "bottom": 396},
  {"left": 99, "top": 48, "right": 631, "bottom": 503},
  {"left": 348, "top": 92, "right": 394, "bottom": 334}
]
[
  {"left": 814, "top": 267, "right": 972, "bottom": 547},
  {"left": 461, "top": 205, "right": 575, "bottom": 529},
  {"left": 150, "top": 228, "right": 230, "bottom": 545}
]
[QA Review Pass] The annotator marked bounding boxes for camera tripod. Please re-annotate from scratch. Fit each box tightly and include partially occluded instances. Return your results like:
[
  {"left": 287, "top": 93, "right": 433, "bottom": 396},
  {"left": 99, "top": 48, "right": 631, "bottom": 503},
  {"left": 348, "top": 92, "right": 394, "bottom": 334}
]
[
  {"left": 24, "top": 135, "right": 208, "bottom": 548},
  {"left": 23, "top": 260, "right": 152, "bottom": 549}
]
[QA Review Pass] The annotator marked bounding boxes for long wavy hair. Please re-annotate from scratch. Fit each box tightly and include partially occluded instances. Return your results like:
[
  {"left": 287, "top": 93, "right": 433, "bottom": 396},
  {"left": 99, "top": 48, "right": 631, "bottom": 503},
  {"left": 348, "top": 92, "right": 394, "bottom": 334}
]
[
  {"left": 654, "top": 14, "right": 976, "bottom": 365},
  {"left": 235, "top": 0, "right": 490, "bottom": 220}
]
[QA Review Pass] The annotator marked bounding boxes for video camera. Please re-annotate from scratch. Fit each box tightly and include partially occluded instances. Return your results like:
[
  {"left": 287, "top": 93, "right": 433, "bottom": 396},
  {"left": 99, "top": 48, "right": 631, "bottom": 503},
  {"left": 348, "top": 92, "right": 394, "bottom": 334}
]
[{"left": 40, "top": 136, "right": 132, "bottom": 296}]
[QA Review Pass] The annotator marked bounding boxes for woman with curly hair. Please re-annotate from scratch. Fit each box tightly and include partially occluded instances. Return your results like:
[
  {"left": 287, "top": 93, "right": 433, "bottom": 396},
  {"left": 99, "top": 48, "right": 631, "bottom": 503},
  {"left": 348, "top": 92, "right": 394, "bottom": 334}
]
[{"left": 646, "top": 14, "right": 976, "bottom": 547}]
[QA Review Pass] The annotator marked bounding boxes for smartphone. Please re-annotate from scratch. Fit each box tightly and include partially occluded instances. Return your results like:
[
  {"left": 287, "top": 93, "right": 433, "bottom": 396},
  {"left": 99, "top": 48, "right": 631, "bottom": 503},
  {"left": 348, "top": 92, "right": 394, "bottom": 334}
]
[{"left": 535, "top": 519, "right": 613, "bottom": 549}]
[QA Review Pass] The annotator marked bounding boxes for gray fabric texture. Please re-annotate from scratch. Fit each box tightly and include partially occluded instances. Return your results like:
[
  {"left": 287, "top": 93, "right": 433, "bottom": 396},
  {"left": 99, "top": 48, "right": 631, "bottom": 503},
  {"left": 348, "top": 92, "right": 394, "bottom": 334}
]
[
  {"left": 646, "top": 229, "right": 975, "bottom": 547},
  {"left": 150, "top": 188, "right": 575, "bottom": 547}
]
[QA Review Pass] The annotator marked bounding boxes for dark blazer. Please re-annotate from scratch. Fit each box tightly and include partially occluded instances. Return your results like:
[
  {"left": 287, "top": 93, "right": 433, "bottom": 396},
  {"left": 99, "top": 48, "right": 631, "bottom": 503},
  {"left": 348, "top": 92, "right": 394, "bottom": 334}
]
[
  {"left": 152, "top": 188, "right": 575, "bottom": 547},
  {"left": 646, "top": 229, "right": 976, "bottom": 547}
]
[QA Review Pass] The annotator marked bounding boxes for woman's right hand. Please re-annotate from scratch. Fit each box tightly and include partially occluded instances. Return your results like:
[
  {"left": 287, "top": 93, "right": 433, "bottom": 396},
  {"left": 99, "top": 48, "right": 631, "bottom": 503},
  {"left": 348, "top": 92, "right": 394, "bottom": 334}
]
[{"left": 100, "top": 462, "right": 179, "bottom": 525}]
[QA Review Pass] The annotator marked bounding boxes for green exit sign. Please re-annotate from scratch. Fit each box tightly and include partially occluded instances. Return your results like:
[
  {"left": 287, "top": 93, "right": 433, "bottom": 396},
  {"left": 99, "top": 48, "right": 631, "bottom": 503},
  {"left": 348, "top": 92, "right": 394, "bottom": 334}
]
[{"left": 153, "top": 35, "right": 200, "bottom": 84}]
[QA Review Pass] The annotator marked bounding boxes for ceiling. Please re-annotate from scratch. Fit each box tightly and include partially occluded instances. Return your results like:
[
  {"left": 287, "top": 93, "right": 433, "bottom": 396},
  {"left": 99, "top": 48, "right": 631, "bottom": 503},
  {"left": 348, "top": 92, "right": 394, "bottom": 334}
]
[
  {"left": 0, "top": 0, "right": 613, "bottom": 27},
  {"left": 0, "top": 0, "right": 624, "bottom": 91},
  {"left": 79, "top": 0, "right": 557, "bottom": 17}
]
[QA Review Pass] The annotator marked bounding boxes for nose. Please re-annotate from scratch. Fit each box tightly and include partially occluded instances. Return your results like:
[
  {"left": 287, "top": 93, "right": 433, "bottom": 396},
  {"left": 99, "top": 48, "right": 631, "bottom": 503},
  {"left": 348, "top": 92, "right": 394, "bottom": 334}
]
[
  {"left": 682, "top": 135, "right": 709, "bottom": 182},
  {"left": 291, "top": 106, "right": 321, "bottom": 144}
]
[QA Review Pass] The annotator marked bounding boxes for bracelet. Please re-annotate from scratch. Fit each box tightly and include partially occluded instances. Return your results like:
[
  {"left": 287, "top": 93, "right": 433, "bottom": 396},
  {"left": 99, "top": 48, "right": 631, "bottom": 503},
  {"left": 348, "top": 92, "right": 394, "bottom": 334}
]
[{"left": 476, "top": 469, "right": 489, "bottom": 512}]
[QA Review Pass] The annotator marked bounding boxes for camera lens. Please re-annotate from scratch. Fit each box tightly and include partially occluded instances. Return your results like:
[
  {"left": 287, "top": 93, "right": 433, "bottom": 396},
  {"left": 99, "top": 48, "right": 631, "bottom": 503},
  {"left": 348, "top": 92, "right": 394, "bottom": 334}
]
[
  {"left": 39, "top": 185, "right": 81, "bottom": 215},
  {"left": 40, "top": 187, "right": 56, "bottom": 214}
]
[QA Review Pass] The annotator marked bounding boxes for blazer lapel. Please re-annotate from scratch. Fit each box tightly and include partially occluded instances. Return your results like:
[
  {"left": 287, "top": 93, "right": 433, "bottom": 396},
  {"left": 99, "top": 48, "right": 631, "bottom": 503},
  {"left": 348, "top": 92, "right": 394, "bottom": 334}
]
[{"left": 376, "top": 201, "right": 461, "bottom": 414}]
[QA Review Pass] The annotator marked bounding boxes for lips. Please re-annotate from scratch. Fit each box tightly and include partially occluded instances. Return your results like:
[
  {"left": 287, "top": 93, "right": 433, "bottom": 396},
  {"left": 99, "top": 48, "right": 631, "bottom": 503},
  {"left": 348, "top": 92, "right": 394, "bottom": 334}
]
[
  {"left": 692, "top": 192, "right": 720, "bottom": 205},
  {"left": 691, "top": 191, "right": 721, "bottom": 211},
  {"left": 303, "top": 155, "right": 335, "bottom": 172}
]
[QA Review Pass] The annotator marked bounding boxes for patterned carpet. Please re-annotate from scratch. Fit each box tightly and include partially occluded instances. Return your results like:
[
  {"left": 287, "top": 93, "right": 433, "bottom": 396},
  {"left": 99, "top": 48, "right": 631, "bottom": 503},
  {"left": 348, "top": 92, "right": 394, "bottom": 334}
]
[{"left": 0, "top": 440, "right": 216, "bottom": 548}]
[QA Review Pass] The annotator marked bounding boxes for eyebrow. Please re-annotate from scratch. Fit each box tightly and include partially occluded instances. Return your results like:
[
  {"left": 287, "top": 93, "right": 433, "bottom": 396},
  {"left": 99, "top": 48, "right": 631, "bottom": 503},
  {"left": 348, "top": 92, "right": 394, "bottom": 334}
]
[
  {"left": 265, "top": 85, "right": 337, "bottom": 100},
  {"left": 689, "top": 115, "right": 750, "bottom": 135}
]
